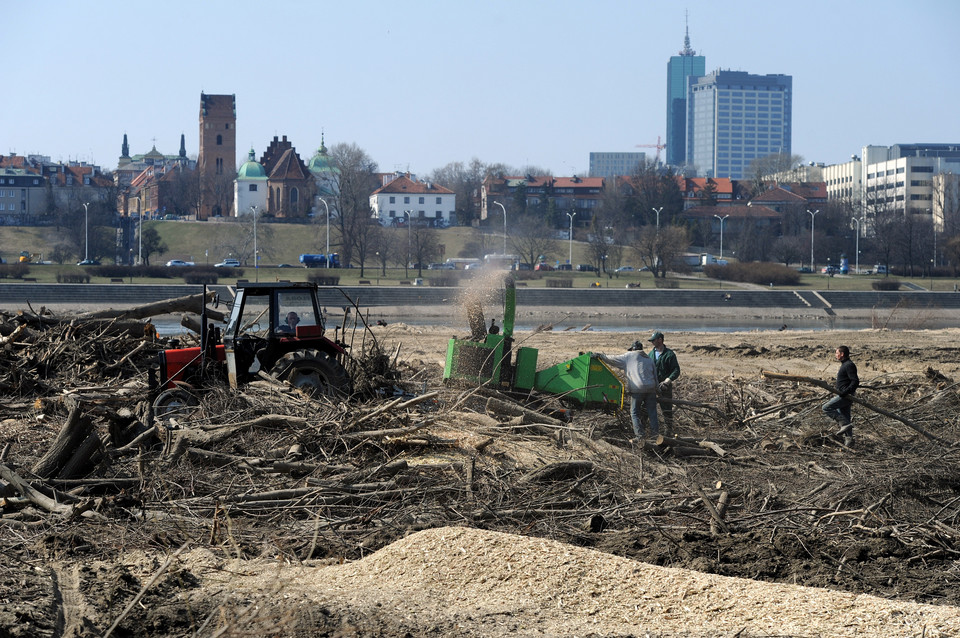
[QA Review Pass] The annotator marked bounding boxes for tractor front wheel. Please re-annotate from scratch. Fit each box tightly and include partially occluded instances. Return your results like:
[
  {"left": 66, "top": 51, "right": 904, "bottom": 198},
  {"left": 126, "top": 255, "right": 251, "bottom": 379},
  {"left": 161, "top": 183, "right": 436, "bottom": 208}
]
[{"left": 269, "top": 350, "right": 351, "bottom": 398}]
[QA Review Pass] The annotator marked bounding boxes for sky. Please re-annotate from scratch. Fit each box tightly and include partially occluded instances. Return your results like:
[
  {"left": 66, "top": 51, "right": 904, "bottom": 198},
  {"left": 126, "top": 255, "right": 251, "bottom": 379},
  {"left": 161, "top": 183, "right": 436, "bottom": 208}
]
[{"left": 5, "top": 0, "right": 960, "bottom": 177}]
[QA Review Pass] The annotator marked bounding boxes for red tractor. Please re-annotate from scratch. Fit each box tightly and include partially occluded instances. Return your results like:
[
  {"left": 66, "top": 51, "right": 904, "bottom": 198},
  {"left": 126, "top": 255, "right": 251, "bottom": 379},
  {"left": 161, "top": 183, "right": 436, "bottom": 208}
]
[{"left": 153, "top": 281, "right": 351, "bottom": 415}]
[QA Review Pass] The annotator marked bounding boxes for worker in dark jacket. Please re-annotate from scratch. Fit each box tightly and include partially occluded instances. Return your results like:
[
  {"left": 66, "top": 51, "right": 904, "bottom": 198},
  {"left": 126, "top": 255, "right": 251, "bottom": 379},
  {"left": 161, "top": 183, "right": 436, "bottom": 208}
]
[
  {"left": 823, "top": 345, "right": 859, "bottom": 447},
  {"left": 649, "top": 331, "right": 681, "bottom": 435}
]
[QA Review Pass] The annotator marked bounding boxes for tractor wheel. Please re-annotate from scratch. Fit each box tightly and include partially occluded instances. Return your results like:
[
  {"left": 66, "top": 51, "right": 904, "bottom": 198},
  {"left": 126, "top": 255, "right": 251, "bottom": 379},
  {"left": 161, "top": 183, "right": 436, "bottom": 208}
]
[
  {"left": 269, "top": 349, "right": 351, "bottom": 398},
  {"left": 153, "top": 388, "right": 199, "bottom": 421}
]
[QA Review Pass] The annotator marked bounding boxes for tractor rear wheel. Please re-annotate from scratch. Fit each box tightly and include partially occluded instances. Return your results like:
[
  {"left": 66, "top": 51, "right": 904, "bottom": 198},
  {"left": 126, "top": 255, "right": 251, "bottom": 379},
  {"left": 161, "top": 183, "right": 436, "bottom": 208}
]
[
  {"left": 269, "top": 349, "right": 351, "bottom": 397},
  {"left": 153, "top": 388, "right": 199, "bottom": 421}
]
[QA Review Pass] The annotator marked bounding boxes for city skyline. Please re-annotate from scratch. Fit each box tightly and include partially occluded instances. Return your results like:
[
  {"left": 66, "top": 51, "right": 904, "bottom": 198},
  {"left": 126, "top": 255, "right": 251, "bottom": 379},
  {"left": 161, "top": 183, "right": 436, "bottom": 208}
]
[{"left": 5, "top": 0, "right": 960, "bottom": 177}]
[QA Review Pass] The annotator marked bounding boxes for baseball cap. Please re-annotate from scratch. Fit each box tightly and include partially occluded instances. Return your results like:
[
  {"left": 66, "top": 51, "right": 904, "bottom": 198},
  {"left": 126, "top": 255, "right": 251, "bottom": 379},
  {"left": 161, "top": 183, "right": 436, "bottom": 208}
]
[
  {"left": 628, "top": 340, "right": 644, "bottom": 351},
  {"left": 648, "top": 331, "right": 664, "bottom": 342}
]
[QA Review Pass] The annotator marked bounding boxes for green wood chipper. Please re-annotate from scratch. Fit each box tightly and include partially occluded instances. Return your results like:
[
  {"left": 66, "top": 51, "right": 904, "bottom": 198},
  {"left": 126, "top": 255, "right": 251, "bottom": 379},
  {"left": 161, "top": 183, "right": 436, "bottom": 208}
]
[{"left": 442, "top": 275, "right": 623, "bottom": 408}]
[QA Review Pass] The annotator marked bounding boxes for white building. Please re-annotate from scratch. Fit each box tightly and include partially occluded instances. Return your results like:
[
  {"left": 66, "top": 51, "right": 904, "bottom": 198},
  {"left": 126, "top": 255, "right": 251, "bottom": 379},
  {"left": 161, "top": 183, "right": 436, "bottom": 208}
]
[
  {"left": 233, "top": 148, "right": 268, "bottom": 217},
  {"left": 369, "top": 174, "right": 455, "bottom": 227}
]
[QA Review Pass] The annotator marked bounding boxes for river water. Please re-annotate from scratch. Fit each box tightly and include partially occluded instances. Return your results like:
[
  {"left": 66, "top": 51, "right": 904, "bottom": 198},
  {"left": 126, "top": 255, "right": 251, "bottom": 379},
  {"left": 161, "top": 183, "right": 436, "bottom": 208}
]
[{"left": 152, "top": 313, "right": 957, "bottom": 336}]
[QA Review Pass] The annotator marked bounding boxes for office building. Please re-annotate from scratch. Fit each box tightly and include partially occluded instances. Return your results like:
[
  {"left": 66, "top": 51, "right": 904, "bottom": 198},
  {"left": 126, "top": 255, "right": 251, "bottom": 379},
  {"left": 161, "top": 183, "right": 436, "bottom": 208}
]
[
  {"left": 665, "top": 22, "right": 705, "bottom": 167},
  {"left": 588, "top": 152, "right": 645, "bottom": 178},
  {"left": 687, "top": 71, "right": 792, "bottom": 180}
]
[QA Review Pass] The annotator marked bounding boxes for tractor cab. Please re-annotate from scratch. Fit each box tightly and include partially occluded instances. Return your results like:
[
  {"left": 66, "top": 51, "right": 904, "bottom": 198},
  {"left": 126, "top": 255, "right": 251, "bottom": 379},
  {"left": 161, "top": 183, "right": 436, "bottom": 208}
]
[
  {"left": 223, "top": 281, "right": 347, "bottom": 390},
  {"left": 155, "top": 281, "right": 351, "bottom": 415}
]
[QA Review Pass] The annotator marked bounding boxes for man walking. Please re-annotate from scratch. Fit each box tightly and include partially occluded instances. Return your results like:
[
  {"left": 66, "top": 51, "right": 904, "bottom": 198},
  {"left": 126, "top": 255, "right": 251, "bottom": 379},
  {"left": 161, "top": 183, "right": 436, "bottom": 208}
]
[
  {"left": 649, "top": 331, "right": 681, "bottom": 435},
  {"left": 594, "top": 340, "right": 659, "bottom": 441},
  {"left": 823, "top": 345, "right": 859, "bottom": 447}
]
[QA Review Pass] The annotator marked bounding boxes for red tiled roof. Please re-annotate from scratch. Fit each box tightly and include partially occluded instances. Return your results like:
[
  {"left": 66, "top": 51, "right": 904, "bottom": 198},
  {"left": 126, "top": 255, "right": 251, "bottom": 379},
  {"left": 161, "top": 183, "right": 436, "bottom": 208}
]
[
  {"left": 751, "top": 186, "right": 808, "bottom": 204},
  {"left": 372, "top": 174, "right": 453, "bottom": 195},
  {"left": 677, "top": 177, "right": 735, "bottom": 196},
  {"left": 553, "top": 176, "right": 603, "bottom": 189}
]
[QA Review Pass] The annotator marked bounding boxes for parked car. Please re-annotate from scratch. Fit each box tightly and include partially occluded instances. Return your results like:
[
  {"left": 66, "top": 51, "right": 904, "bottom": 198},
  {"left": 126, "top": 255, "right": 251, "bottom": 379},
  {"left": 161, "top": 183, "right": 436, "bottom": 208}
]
[
  {"left": 76, "top": 259, "right": 101, "bottom": 266},
  {"left": 514, "top": 262, "right": 532, "bottom": 271},
  {"left": 427, "top": 262, "right": 455, "bottom": 270},
  {"left": 556, "top": 263, "right": 573, "bottom": 271},
  {"left": 534, "top": 263, "right": 554, "bottom": 271},
  {"left": 215, "top": 258, "right": 241, "bottom": 268},
  {"left": 576, "top": 264, "right": 598, "bottom": 272},
  {"left": 615, "top": 266, "right": 634, "bottom": 273},
  {"left": 796, "top": 267, "right": 812, "bottom": 273},
  {"left": 821, "top": 265, "right": 839, "bottom": 275},
  {"left": 277, "top": 263, "right": 294, "bottom": 268},
  {"left": 166, "top": 259, "right": 195, "bottom": 267},
  {"left": 464, "top": 262, "right": 483, "bottom": 270}
]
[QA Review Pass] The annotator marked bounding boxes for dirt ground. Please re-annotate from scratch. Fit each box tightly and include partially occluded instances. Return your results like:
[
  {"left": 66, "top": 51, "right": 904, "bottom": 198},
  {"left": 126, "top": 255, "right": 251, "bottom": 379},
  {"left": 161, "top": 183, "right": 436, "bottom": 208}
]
[{"left": 4, "top": 312, "right": 960, "bottom": 636}]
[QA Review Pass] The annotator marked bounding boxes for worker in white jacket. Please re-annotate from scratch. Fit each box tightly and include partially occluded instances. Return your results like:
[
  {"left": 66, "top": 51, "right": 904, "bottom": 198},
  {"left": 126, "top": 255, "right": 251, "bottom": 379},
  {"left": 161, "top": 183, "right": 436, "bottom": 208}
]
[{"left": 592, "top": 340, "right": 659, "bottom": 440}]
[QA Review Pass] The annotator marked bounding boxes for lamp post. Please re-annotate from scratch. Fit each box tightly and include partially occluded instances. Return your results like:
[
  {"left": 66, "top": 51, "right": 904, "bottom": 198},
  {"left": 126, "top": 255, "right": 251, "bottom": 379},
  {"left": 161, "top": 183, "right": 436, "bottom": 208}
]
[
  {"left": 252, "top": 205, "right": 259, "bottom": 282},
  {"left": 566, "top": 211, "right": 577, "bottom": 265},
  {"left": 493, "top": 201, "right": 507, "bottom": 255},
  {"left": 404, "top": 210, "right": 412, "bottom": 278},
  {"left": 137, "top": 194, "right": 143, "bottom": 266},
  {"left": 807, "top": 209, "right": 820, "bottom": 271},
  {"left": 318, "top": 197, "right": 330, "bottom": 268},
  {"left": 713, "top": 214, "right": 729, "bottom": 259},
  {"left": 852, "top": 217, "right": 861, "bottom": 275},
  {"left": 652, "top": 206, "right": 663, "bottom": 231},
  {"left": 82, "top": 202, "right": 90, "bottom": 262}
]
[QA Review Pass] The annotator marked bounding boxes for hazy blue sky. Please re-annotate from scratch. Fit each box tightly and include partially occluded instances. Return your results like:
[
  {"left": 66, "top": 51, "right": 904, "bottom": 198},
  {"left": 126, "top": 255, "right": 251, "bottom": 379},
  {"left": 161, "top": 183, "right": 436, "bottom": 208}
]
[{"left": 6, "top": 0, "right": 960, "bottom": 176}]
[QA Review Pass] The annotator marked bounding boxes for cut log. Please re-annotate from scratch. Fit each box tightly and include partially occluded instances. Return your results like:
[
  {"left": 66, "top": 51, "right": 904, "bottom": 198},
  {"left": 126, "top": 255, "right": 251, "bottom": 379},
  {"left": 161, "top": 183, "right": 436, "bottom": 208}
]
[
  {"left": 485, "top": 397, "right": 566, "bottom": 428},
  {"left": 74, "top": 291, "right": 220, "bottom": 321}
]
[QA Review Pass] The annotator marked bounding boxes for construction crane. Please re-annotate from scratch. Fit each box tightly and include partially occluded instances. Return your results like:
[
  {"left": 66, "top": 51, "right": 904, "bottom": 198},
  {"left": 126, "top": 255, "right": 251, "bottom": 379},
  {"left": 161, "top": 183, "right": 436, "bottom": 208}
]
[{"left": 636, "top": 136, "right": 666, "bottom": 165}]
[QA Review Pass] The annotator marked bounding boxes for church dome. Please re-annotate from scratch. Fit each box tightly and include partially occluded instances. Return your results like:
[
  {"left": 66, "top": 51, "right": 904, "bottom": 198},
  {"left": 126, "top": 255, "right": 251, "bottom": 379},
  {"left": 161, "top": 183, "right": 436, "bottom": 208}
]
[
  {"left": 237, "top": 148, "right": 267, "bottom": 179},
  {"left": 308, "top": 137, "right": 338, "bottom": 176}
]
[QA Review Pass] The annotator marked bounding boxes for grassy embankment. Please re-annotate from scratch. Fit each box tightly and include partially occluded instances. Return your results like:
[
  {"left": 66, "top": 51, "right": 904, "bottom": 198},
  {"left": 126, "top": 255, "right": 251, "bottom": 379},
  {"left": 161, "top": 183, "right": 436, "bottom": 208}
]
[{"left": 2, "top": 222, "right": 956, "bottom": 290}]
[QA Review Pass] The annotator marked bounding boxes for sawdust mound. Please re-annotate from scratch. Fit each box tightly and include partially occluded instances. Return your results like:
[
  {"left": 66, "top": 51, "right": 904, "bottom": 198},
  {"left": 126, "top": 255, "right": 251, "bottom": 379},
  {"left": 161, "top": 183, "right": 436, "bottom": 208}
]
[{"left": 228, "top": 526, "right": 960, "bottom": 636}]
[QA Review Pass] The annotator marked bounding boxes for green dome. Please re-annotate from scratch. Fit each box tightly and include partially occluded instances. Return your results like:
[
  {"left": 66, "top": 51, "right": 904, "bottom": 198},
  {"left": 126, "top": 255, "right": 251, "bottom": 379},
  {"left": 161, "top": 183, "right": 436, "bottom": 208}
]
[
  {"left": 308, "top": 137, "right": 338, "bottom": 176},
  {"left": 237, "top": 148, "right": 267, "bottom": 179}
]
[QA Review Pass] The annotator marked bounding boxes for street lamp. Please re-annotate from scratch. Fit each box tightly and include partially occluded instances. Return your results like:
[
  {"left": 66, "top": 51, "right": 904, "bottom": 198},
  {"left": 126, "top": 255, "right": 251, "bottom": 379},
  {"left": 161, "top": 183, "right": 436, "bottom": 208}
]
[
  {"left": 137, "top": 193, "right": 143, "bottom": 266},
  {"left": 807, "top": 209, "right": 820, "bottom": 271},
  {"left": 252, "top": 205, "right": 259, "bottom": 282},
  {"left": 566, "top": 211, "right": 577, "bottom": 264},
  {"left": 652, "top": 206, "right": 663, "bottom": 231},
  {"left": 852, "top": 217, "right": 861, "bottom": 275},
  {"left": 493, "top": 201, "right": 507, "bottom": 255},
  {"left": 318, "top": 197, "right": 330, "bottom": 268},
  {"left": 404, "top": 210, "right": 412, "bottom": 278},
  {"left": 82, "top": 202, "right": 90, "bottom": 261},
  {"left": 713, "top": 214, "right": 729, "bottom": 259}
]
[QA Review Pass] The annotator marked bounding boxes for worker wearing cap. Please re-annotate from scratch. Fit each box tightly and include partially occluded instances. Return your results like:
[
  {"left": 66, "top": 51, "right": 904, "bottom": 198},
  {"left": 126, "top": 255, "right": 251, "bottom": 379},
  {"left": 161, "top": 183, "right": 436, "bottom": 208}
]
[
  {"left": 823, "top": 345, "right": 859, "bottom": 447},
  {"left": 593, "top": 340, "right": 659, "bottom": 440},
  {"left": 649, "top": 331, "right": 680, "bottom": 435}
]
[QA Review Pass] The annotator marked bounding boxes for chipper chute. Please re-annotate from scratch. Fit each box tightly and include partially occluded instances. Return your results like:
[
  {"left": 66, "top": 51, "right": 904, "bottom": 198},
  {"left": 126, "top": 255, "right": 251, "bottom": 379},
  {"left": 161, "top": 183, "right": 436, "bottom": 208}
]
[{"left": 443, "top": 275, "right": 623, "bottom": 408}]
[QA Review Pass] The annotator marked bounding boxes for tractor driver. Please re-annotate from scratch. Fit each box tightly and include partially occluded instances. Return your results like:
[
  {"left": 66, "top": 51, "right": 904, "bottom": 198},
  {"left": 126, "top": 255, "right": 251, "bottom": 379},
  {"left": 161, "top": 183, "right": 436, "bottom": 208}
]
[{"left": 278, "top": 311, "right": 300, "bottom": 334}]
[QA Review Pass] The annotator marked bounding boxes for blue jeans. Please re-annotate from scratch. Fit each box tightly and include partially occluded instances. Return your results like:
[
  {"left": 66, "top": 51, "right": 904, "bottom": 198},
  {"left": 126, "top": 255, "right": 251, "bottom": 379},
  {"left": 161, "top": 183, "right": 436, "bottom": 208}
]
[
  {"left": 823, "top": 395, "right": 852, "bottom": 426},
  {"left": 630, "top": 391, "right": 659, "bottom": 438}
]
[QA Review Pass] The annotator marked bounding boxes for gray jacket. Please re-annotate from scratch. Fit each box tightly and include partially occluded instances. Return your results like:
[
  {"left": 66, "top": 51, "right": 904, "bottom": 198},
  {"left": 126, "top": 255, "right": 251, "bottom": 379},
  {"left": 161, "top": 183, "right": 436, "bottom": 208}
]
[{"left": 597, "top": 351, "right": 657, "bottom": 394}]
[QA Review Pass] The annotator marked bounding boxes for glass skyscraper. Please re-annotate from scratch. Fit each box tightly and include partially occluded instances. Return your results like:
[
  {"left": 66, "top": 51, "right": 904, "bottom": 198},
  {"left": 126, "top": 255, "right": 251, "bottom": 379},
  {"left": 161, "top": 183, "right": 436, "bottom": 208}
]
[
  {"left": 665, "top": 25, "right": 704, "bottom": 167},
  {"left": 687, "top": 71, "right": 792, "bottom": 179}
]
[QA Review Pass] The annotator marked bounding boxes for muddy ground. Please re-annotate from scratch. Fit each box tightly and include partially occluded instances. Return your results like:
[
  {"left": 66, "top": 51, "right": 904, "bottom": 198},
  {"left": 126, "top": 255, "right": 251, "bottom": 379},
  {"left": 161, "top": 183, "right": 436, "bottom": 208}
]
[{"left": 3, "top": 317, "right": 960, "bottom": 636}]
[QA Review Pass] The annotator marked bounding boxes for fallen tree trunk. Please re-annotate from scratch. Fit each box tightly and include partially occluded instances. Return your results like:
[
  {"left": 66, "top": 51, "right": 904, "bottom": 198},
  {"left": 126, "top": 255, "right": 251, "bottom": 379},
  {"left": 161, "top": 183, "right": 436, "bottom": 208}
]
[
  {"left": 31, "top": 400, "right": 91, "bottom": 479},
  {"left": 74, "top": 292, "right": 220, "bottom": 321},
  {"left": 761, "top": 370, "right": 945, "bottom": 443}
]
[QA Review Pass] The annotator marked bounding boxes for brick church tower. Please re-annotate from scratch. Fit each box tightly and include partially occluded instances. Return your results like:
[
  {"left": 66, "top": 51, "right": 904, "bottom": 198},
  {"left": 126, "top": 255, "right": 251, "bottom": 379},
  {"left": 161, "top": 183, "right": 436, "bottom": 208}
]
[{"left": 197, "top": 93, "right": 236, "bottom": 219}]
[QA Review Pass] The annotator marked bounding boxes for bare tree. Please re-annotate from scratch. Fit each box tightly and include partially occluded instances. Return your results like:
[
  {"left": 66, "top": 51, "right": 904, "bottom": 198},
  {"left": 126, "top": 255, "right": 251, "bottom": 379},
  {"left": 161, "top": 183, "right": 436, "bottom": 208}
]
[
  {"left": 427, "top": 159, "right": 486, "bottom": 227},
  {"left": 329, "top": 143, "right": 380, "bottom": 268},
  {"left": 508, "top": 213, "right": 557, "bottom": 267},
  {"left": 633, "top": 226, "right": 689, "bottom": 278},
  {"left": 409, "top": 220, "right": 440, "bottom": 277}
]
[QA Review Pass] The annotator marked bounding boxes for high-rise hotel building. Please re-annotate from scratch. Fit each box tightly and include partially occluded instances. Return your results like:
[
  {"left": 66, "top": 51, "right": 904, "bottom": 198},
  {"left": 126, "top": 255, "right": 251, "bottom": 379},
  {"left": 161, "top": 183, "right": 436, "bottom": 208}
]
[{"left": 687, "top": 71, "right": 792, "bottom": 179}]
